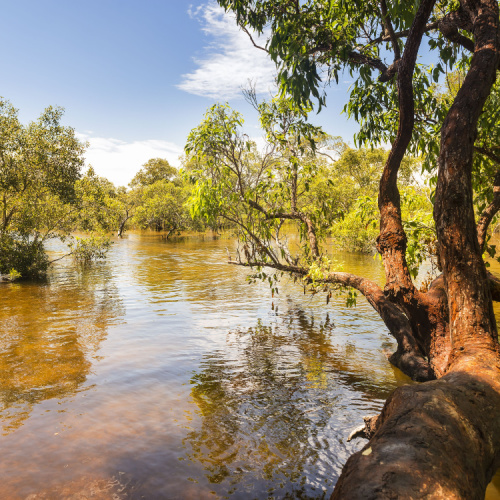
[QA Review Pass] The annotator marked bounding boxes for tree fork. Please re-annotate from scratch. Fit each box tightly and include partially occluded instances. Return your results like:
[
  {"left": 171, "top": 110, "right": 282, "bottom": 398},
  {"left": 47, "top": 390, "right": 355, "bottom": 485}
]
[{"left": 332, "top": 1, "right": 500, "bottom": 497}]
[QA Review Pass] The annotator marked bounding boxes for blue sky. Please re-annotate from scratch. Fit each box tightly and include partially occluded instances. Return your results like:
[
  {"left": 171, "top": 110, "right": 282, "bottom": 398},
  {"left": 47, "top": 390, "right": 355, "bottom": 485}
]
[{"left": 1, "top": 1, "right": 357, "bottom": 186}]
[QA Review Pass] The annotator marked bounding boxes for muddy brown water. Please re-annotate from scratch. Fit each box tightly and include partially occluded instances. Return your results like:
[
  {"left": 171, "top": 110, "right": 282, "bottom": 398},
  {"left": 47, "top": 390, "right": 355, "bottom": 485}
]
[{"left": 1, "top": 232, "right": 499, "bottom": 499}]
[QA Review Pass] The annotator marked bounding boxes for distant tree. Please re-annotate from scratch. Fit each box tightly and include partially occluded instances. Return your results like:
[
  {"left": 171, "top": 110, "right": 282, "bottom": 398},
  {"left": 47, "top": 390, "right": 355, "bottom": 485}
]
[
  {"left": 116, "top": 186, "right": 139, "bottom": 238},
  {"left": 133, "top": 179, "right": 189, "bottom": 237},
  {"left": 129, "top": 158, "right": 178, "bottom": 188}
]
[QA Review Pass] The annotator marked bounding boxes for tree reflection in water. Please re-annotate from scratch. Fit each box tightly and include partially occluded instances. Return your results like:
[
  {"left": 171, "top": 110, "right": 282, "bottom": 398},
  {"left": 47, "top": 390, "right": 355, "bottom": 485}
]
[
  {"left": 0, "top": 263, "right": 123, "bottom": 434},
  {"left": 184, "top": 302, "right": 399, "bottom": 499}
]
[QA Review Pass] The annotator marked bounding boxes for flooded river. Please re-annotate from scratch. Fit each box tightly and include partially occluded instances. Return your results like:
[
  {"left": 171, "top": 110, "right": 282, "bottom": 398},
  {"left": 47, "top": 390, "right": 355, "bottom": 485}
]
[{"left": 1, "top": 232, "right": 499, "bottom": 499}]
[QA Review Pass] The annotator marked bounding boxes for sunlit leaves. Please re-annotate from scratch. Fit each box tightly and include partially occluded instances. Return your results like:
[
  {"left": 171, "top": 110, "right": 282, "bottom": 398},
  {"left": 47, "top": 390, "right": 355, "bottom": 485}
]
[
  {"left": 0, "top": 99, "right": 114, "bottom": 277},
  {"left": 185, "top": 97, "right": 339, "bottom": 272}
]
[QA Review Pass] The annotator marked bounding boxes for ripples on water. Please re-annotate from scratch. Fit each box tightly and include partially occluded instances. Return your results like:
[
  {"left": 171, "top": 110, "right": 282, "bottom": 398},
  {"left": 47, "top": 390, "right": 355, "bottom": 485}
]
[{"left": 0, "top": 232, "right": 499, "bottom": 499}]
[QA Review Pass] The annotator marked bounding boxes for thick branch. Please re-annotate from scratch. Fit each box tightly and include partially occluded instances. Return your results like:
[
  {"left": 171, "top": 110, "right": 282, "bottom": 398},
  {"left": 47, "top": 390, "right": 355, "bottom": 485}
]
[
  {"left": 434, "top": 0, "right": 500, "bottom": 360},
  {"left": 377, "top": 0, "right": 436, "bottom": 300},
  {"left": 333, "top": 358, "right": 500, "bottom": 499},
  {"left": 326, "top": 272, "right": 434, "bottom": 381},
  {"left": 436, "top": 9, "right": 474, "bottom": 51}
]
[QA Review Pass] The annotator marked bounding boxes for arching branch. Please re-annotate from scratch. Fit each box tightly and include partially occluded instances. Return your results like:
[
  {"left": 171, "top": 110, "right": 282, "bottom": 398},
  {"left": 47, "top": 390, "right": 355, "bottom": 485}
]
[{"left": 229, "top": 259, "right": 433, "bottom": 380}]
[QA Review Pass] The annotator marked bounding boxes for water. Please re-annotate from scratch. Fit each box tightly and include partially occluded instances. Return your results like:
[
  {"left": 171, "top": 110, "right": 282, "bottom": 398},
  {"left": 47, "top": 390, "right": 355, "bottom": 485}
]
[{"left": 0, "top": 232, "right": 498, "bottom": 499}]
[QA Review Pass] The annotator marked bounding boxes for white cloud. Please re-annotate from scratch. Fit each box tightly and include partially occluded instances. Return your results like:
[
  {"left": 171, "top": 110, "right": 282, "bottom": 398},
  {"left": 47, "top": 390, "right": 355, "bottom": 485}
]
[
  {"left": 77, "top": 133, "right": 183, "bottom": 187},
  {"left": 178, "top": 2, "right": 277, "bottom": 99}
]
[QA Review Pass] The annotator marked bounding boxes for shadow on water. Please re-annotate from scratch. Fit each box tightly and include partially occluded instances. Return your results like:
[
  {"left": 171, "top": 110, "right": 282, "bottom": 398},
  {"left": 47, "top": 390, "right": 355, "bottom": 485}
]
[{"left": 183, "top": 302, "right": 410, "bottom": 499}]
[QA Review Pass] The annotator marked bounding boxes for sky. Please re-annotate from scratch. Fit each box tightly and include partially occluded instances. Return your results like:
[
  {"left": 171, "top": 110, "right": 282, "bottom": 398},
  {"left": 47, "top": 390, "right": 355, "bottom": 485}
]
[{"left": 0, "top": 0, "right": 358, "bottom": 186}]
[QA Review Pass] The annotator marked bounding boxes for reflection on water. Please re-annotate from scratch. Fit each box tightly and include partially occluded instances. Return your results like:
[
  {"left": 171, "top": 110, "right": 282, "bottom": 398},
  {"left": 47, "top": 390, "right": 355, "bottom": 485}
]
[
  {"left": 0, "top": 262, "right": 123, "bottom": 435},
  {"left": 185, "top": 305, "right": 394, "bottom": 498},
  {"left": 0, "top": 231, "right": 498, "bottom": 499}
]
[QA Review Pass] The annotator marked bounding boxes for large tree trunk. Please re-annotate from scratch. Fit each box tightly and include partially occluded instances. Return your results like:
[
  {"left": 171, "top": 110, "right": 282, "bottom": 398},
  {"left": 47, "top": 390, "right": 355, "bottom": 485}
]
[
  {"left": 333, "top": 355, "right": 500, "bottom": 499},
  {"left": 331, "top": 1, "right": 500, "bottom": 498}
]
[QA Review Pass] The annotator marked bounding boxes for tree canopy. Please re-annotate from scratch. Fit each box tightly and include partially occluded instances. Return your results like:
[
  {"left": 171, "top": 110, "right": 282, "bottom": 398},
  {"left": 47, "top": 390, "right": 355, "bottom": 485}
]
[
  {"left": 0, "top": 100, "right": 114, "bottom": 278},
  {"left": 214, "top": 0, "right": 500, "bottom": 498},
  {"left": 129, "top": 158, "right": 178, "bottom": 188}
]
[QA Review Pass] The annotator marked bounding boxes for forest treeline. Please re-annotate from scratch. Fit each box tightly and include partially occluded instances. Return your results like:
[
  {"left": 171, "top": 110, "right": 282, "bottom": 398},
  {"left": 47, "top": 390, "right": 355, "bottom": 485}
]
[
  {"left": 2, "top": 69, "right": 498, "bottom": 282},
  {"left": 0, "top": 96, "right": 436, "bottom": 281}
]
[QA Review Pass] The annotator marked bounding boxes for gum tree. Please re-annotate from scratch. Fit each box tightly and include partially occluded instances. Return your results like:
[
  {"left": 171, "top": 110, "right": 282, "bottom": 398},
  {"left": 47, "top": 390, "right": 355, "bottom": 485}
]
[
  {"left": 0, "top": 100, "right": 114, "bottom": 278},
  {"left": 214, "top": 0, "right": 500, "bottom": 497}
]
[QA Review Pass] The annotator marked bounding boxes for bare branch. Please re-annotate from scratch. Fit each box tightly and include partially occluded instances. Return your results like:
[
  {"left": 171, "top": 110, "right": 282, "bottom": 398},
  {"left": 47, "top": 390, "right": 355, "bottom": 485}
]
[
  {"left": 240, "top": 26, "right": 269, "bottom": 53},
  {"left": 48, "top": 252, "right": 73, "bottom": 264},
  {"left": 368, "top": 21, "right": 439, "bottom": 45},
  {"left": 316, "top": 150, "right": 336, "bottom": 162}
]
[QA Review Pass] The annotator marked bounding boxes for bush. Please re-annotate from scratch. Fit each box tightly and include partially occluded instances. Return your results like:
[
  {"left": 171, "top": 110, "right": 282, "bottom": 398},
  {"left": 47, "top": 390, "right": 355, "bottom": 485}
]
[
  {"left": 0, "top": 234, "right": 49, "bottom": 279},
  {"left": 70, "top": 234, "right": 111, "bottom": 264}
]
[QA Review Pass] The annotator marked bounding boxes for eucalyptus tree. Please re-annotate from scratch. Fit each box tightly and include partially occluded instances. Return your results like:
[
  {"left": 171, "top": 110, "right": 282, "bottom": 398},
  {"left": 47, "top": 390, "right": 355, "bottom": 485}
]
[
  {"left": 213, "top": 0, "right": 500, "bottom": 497},
  {"left": 0, "top": 100, "right": 113, "bottom": 278},
  {"left": 186, "top": 97, "right": 343, "bottom": 271}
]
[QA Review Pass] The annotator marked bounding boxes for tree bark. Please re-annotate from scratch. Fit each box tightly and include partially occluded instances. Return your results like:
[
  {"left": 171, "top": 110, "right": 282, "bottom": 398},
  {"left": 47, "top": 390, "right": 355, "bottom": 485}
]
[
  {"left": 332, "top": 354, "right": 500, "bottom": 500},
  {"left": 331, "top": 0, "right": 500, "bottom": 498}
]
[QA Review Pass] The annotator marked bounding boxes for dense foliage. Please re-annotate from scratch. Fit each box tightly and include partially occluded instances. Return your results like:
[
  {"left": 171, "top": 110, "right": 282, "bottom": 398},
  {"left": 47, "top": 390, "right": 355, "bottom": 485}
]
[
  {"left": 0, "top": 99, "right": 89, "bottom": 278},
  {"left": 185, "top": 96, "right": 435, "bottom": 293}
]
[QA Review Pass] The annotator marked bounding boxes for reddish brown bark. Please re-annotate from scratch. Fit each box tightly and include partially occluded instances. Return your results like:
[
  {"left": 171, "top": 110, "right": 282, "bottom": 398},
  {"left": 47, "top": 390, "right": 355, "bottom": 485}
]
[
  {"left": 332, "top": 355, "right": 500, "bottom": 500},
  {"left": 434, "top": 0, "right": 500, "bottom": 361},
  {"left": 330, "top": 0, "right": 500, "bottom": 498},
  {"left": 230, "top": 0, "right": 500, "bottom": 496}
]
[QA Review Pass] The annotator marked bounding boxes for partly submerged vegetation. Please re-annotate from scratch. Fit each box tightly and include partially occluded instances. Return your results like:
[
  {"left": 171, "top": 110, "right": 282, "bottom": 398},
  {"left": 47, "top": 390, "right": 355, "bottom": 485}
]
[{"left": 0, "top": 95, "right": 441, "bottom": 287}]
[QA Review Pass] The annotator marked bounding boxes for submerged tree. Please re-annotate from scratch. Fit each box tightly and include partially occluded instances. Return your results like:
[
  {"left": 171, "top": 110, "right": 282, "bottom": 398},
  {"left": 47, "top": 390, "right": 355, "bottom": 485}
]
[
  {"left": 0, "top": 100, "right": 113, "bottom": 278},
  {"left": 129, "top": 157, "right": 192, "bottom": 236},
  {"left": 208, "top": 0, "right": 500, "bottom": 498},
  {"left": 133, "top": 179, "right": 190, "bottom": 236}
]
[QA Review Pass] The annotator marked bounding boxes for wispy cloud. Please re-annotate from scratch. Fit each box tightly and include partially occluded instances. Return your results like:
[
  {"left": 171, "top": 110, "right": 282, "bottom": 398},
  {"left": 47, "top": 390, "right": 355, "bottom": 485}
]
[
  {"left": 77, "top": 133, "right": 183, "bottom": 187},
  {"left": 178, "top": 2, "right": 277, "bottom": 100}
]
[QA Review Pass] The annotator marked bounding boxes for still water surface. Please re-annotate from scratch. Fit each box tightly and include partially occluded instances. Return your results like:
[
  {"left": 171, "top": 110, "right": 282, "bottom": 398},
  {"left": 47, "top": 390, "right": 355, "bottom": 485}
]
[{"left": 1, "top": 232, "right": 499, "bottom": 499}]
